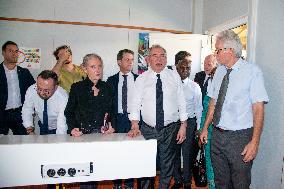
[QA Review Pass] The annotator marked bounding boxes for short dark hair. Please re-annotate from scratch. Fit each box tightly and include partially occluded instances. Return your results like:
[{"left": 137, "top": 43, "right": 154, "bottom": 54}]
[
  {"left": 175, "top": 51, "right": 191, "bottom": 65},
  {"left": 53, "top": 45, "right": 72, "bottom": 60},
  {"left": 117, "top": 49, "right": 134, "bottom": 60},
  {"left": 2, "top": 41, "right": 18, "bottom": 52},
  {"left": 37, "top": 70, "right": 59, "bottom": 85}
]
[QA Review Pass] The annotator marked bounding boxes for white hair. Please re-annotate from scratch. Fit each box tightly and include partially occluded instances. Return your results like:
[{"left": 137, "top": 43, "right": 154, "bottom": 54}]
[{"left": 216, "top": 30, "right": 243, "bottom": 58}]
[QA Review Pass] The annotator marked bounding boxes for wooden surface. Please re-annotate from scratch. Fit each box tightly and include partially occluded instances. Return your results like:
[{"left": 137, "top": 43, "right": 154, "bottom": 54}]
[
  {"left": 0, "top": 17, "right": 192, "bottom": 34},
  {"left": 6, "top": 177, "right": 208, "bottom": 189}
]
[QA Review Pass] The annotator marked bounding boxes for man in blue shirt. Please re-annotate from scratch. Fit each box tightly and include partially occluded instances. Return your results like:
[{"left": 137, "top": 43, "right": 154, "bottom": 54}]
[{"left": 199, "top": 30, "right": 269, "bottom": 189}]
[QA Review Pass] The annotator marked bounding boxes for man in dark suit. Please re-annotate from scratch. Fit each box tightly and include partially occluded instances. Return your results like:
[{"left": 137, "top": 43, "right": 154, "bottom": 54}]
[
  {"left": 0, "top": 41, "right": 35, "bottom": 135},
  {"left": 194, "top": 54, "right": 217, "bottom": 101},
  {"left": 106, "top": 49, "right": 138, "bottom": 189}
]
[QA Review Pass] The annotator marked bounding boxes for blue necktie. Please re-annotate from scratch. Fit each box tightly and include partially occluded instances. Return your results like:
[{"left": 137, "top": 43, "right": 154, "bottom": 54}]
[
  {"left": 122, "top": 75, "right": 128, "bottom": 114},
  {"left": 213, "top": 68, "right": 232, "bottom": 126},
  {"left": 156, "top": 74, "right": 164, "bottom": 128},
  {"left": 42, "top": 99, "right": 48, "bottom": 132}
]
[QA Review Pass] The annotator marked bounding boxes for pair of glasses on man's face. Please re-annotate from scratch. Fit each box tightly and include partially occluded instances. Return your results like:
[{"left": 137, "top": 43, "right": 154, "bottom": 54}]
[
  {"left": 214, "top": 47, "right": 232, "bottom": 55},
  {"left": 36, "top": 87, "right": 55, "bottom": 95}
]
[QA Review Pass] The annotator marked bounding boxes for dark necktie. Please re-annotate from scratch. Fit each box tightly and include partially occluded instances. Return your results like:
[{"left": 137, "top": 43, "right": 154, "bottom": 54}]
[
  {"left": 156, "top": 74, "right": 164, "bottom": 128},
  {"left": 42, "top": 99, "right": 48, "bottom": 132},
  {"left": 213, "top": 68, "right": 232, "bottom": 126},
  {"left": 203, "top": 77, "right": 210, "bottom": 97},
  {"left": 122, "top": 75, "right": 128, "bottom": 114}
]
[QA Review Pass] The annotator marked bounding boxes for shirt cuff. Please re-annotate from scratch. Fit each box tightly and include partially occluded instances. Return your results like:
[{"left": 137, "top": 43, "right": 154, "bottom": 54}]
[
  {"left": 128, "top": 112, "right": 140, "bottom": 121},
  {"left": 179, "top": 113, "right": 188, "bottom": 122}
]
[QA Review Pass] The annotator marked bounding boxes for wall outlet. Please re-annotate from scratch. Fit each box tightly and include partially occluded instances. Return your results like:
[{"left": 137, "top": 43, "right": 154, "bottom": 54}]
[{"left": 41, "top": 162, "right": 93, "bottom": 178}]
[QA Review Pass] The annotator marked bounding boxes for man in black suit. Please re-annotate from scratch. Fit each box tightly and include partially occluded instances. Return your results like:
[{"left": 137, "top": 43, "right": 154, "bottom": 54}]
[
  {"left": 194, "top": 54, "right": 217, "bottom": 101},
  {"left": 106, "top": 49, "right": 138, "bottom": 189},
  {"left": 0, "top": 41, "right": 35, "bottom": 135}
]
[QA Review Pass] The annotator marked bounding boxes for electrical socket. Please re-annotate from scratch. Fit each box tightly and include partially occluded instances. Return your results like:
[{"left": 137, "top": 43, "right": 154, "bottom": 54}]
[{"left": 41, "top": 162, "right": 93, "bottom": 178}]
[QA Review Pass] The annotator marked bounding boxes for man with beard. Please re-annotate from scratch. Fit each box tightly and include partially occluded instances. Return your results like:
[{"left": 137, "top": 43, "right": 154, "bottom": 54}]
[
  {"left": 0, "top": 41, "right": 35, "bottom": 135},
  {"left": 52, "top": 45, "right": 86, "bottom": 93},
  {"left": 22, "top": 70, "right": 68, "bottom": 135}
]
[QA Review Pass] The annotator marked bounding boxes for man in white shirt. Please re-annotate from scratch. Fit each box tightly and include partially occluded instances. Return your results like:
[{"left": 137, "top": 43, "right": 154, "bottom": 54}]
[
  {"left": 172, "top": 57, "right": 203, "bottom": 189},
  {"left": 200, "top": 30, "right": 269, "bottom": 188},
  {"left": 22, "top": 70, "right": 68, "bottom": 135},
  {"left": 128, "top": 44, "right": 188, "bottom": 189},
  {"left": 0, "top": 41, "right": 35, "bottom": 135},
  {"left": 106, "top": 49, "right": 138, "bottom": 189}
]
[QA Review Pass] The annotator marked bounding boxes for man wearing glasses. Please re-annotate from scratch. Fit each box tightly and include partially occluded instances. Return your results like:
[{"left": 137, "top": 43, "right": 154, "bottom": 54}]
[
  {"left": 22, "top": 70, "right": 68, "bottom": 135},
  {"left": 199, "top": 30, "right": 269, "bottom": 188},
  {"left": 0, "top": 41, "right": 35, "bottom": 135}
]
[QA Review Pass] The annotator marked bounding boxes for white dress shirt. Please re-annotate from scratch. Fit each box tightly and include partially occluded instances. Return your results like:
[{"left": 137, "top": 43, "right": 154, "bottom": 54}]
[
  {"left": 129, "top": 67, "right": 188, "bottom": 127},
  {"left": 4, "top": 64, "right": 21, "bottom": 109},
  {"left": 182, "top": 77, "right": 203, "bottom": 129},
  {"left": 117, "top": 72, "right": 135, "bottom": 113},
  {"left": 203, "top": 74, "right": 210, "bottom": 85},
  {"left": 22, "top": 84, "right": 68, "bottom": 134}
]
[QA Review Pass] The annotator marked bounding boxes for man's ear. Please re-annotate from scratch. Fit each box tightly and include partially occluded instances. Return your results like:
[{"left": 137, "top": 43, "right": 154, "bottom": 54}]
[
  {"left": 82, "top": 66, "right": 87, "bottom": 74},
  {"left": 145, "top": 56, "right": 149, "bottom": 66},
  {"left": 117, "top": 60, "right": 121, "bottom": 67}
]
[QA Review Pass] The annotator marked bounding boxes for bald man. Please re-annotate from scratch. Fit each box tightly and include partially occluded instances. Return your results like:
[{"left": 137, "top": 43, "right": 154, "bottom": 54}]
[{"left": 194, "top": 55, "right": 217, "bottom": 101}]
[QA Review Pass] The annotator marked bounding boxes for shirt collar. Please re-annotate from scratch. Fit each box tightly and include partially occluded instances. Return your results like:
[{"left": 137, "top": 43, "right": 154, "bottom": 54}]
[
  {"left": 119, "top": 71, "right": 130, "bottom": 77},
  {"left": 149, "top": 67, "right": 166, "bottom": 76},
  {"left": 3, "top": 63, "right": 17, "bottom": 72},
  {"left": 231, "top": 58, "right": 243, "bottom": 71},
  {"left": 182, "top": 77, "right": 189, "bottom": 84},
  {"left": 86, "top": 77, "right": 102, "bottom": 88}
]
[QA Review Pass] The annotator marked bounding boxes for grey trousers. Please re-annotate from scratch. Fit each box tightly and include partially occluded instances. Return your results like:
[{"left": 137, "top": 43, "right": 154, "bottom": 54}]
[
  {"left": 140, "top": 121, "right": 179, "bottom": 189},
  {"left": 211, "top": 127, "right": 253, "bottom": 189}
]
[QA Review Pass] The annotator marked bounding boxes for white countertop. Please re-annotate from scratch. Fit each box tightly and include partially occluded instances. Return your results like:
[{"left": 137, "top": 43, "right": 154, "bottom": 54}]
[{"left": 0, "top": 133, "right": 146, "bottom": 145}]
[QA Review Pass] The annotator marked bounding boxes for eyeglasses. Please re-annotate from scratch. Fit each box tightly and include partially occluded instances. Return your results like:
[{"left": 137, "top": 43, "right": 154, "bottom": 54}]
[
  {"left": 87, "top": 65, "right": 103, "bottom": 70},
  {"left": 36, "top": 87, "right": 54, "bottom": 95},
  {"left": 214, "top": 48, "right": 230, "bottom": 55}
]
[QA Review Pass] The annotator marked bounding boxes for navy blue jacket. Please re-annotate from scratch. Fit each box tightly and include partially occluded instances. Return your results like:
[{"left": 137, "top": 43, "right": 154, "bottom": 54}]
[
  {"left": 106, "top": 72, "right": 138, "bottom": 115},
  {"left": 0, "top": 63, "right": 35, "bottom": 118},
  {"left": 194, "top": 71, "right": 206, "bottom": 100}
]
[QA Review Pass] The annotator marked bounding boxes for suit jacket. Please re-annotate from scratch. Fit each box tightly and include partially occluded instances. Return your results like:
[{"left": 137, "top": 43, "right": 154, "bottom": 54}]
[
  {"left": 194, "top": 71, "right": 206, "bottom": 100},
  {"left": 106, "top": 72, "right": 138, "bottom": 115},
  {"left": 0, "top": 63, "right": 35, "bottom": 118}
]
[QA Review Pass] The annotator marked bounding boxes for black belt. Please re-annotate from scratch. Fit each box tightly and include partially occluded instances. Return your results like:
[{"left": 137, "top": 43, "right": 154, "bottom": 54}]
[
  {"left": 188, "top": 116, "right": 196, "bottom": 120},
  {"left": 142, "top": 121, "right": 180, "bottom": 132},
  {"left": 214, "top": 126, "right": 229, "bottom": 132},
  {"left": 214, "top": 126, "right": 253, "bottom": 133},
  {"left": 5, "top": 107, "right": 22, "bottom": 113},
  {"left": 117, "top": 113, "right": 129, "bottom": 116}
]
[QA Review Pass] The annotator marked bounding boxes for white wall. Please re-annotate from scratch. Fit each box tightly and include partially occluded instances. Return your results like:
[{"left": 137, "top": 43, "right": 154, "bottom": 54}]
[
  {"left": 192, "top": 0, "right": 204, "bottom": 34},
  {"left": 0, "top": 0, "right": 192, "bottom": 79},
  {"left": 202, "top": 0, "right": 248, "bottom": 32},
  {"left": 250, "top": 0, "right": 284, "bottom": 188}
]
